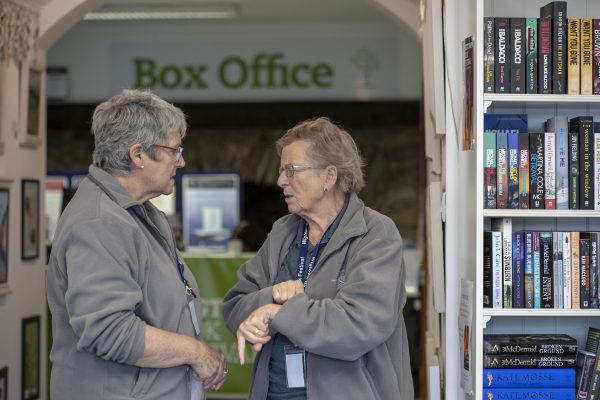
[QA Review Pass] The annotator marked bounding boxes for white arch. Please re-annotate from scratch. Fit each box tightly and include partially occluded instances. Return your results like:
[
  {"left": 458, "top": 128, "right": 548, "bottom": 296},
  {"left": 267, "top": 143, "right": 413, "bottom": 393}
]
[{"left": 38, "top": 0, "right": 105, "bottom": 49}]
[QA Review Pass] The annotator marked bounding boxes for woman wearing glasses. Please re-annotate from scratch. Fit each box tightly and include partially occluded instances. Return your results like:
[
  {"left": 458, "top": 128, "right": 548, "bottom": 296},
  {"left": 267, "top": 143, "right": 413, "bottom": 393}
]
[
  {"left": 223, "top": 117, "right": 414, "bottom": 400},
  {"left": 47, "top": 89, "right": 227, "bottom": 399}
]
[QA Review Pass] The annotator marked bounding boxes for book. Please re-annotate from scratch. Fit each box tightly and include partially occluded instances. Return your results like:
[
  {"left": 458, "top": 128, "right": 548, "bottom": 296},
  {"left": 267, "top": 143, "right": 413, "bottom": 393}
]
[
  {"left": 484, "top": 231, "right": 493, "bottom": 308},
  {"left": 512, "top": 232, "right": 524, "bottom": 308},
  {"left": 581, "top": 234, "right": 591, "bottom": 309},
  {"left": 484, "top": 354, "right": 577, "bottom": 369},
  {"left": 590, "top": 232, "right": 599, "bottom": 309},
  {"left": 572, "top": 231, "right": 581, "bottom": 309},
  {"left": 484, "top": 388, "right": 575, "bottom": 400},
  {"left": 519, "top": 133, "right": 530, "bottom": 209},
  {"left": 541, "top": 231, "right": 554, "bottom": 308},
  {"left": 594, "top": 19, "right": 600, "bottom": 95},
  {"left": 508, "top": 132, "right": 520, "bottom": 209},
  {"left": 540, "top": 1, "right": 567, "bottom": 94},
  {"left": 547, "top": 117, "right": 569, "bottom": 210},
  {"left": 534, "top": 231, "right": 542, "bottom": 308},
  {"left": 568, "top": 18, "right": 581, "bottom": 95},
  {"left": 539, "top": 18, "right": 553, "bottom": 94},
  {"left": 484, "top": 17, "right": 495, "bottom": 93},
  {"left": 570, "top": 116, "right": 594, "bottom": 209},
  {"left": 492, "top": 218, "right": 513, "bottom": 308},
  {"left": 576, "top": 349, "right": 596, "bottom": 400},
  {"left": 524, "top": 231, "right": 534, "bottom": 308},
  {"left": 495, "top": 17, "right": 510, "bottom": 93},
  {"left": 526, "top": 17, "right": 539, "bottom": 94},
  {"left": 493, "top": 231, "right": 504, "bottom": 308},
  {"left": 483, "top": 367, "right": 576, "bottom": 387},
  {"left": 595, "top": 128, "right": 600, "bottom": 210},
  {"left": 484, "top": 130, "right": 497, "bottom": 209},
  {"left": 484, "top": 334, "right": 578, "bottom": 355},
  {"left": 530, "top": 132, "right": 546, "bottom": 209},
  {"left": 569, "top": 131, "right": 579, "bottom": 210},
  {"left": 584, "top": 327, "right": 600, "bottom": 399},
  {"left": 563, "top": 232, "right": 571, "bottom": 309},
  {"left": 545, "top": 131, "right": 557, "bottom": 209},
  {"left": 582, "top": 18, "right": 593, "bottom": 95},
  {"left": 554, "top": 232, "right": 563, "bottom": 309},
  {"left": 510, "top": 18, "right": 526, "bottom": 93}
]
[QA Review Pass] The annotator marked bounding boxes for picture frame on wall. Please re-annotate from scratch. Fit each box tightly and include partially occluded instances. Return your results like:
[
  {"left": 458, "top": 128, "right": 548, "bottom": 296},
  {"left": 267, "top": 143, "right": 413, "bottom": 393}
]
[
  {"left": 19, "top": 64, "right": 44, "bottom": 148},
  {"left": 21, "top": 316, "right": 40, "bottom": 400},
  {"left": 0, "top": 366, "right": 7, "bottom": 400},
  {"left": 0, "top": 188, "right": 8, "bottom": 286},
  {"left": 21, "top": 179, "right": 39, "bottom": 260},
  {"left": 26, "top": 68, "right": 41, "bottom": 138}
]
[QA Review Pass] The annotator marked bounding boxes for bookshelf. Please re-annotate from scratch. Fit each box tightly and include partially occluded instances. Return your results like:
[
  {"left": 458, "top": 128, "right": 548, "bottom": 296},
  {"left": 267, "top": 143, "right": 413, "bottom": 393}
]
[{"left": 475, "top": 1, "right": 600, "bottom": 399}]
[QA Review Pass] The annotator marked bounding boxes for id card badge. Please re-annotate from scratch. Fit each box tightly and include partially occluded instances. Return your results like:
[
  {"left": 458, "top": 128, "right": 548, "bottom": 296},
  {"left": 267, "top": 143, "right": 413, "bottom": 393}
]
[
  {"left": 187, "top": 297, "right": 202, "bottom": 337},
  {"left": 284, "top": 345, "right": 306, "bottom": 388}
]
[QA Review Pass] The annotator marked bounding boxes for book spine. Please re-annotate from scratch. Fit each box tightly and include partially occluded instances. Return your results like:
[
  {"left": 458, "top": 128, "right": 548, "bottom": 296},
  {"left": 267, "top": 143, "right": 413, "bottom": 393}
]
[
  {"left": 534, "top": 231, "right": 542, "bottom": 308},
  {"left": 541, "top": 1, "right": 567, "bottom": 94},
  {"left": 541, "top": 231, "right": 554, "bottom": 308},
  {"left": 508, "top": 132, "right": 520, "bottom": 209},
  {"left": 581, "top": 236, "right": 591, "bottom": 309},
  {"left": 588, "top": 355, "right": 600, "bottom": 400},
  {"left": 510, "top": 18, "right": 526, "bottom": 93},
  {"left": 495, "top": 18, "right": 510, "bottom": 93},
  {"left": 484, "top": 17, "right": 495, "bottom": 93},
  {"left": 563, "top": 232, "right": 571, "bottom": 309},
  {"left": 582, "top": 19, "right": 593, "bottom": 95},
  {"left": 570, "top": 131, "right": 580, "bottom": 209},
  {"left": 483, "top": 354, "right": 577, "bottom": 368},
  {"left": 555, "top": 232, "right": 563, "bottom": 308},
  {"left": 545, "top": 131, "right": 557, "bottom": 209},
  {"left": 524, "top": 231, "right": 534, "bottom": 308},
  {"left": 539, "top": 18, "right": 553, "bottom": 94},
  {"left": 591, "top": 232, "right": 598, "bottom": 308},
  {"left": 527, "top": 18, "right": 539, "bottom": 94},
  {"left": 484, "top": 131, "right": 497, "bottom": 209},
  {"left": 502, "top": 219, "right": 513, "bottom": 308},
  {"left": 519, "top": 133, "right": 530, "bottom": 208},
  {"left": 568, "top": 18, "right": 581, "bottom": 95},
  {"left": 483, "top": 367, "right": 575, "bottom": 387},
  {"left": 594, "top": 19, "right": 600, "bottom": 95},
  {"left": 483, "top": 388, "right": 576, "bottom": 400},
  {"left": 530, "top": 132, "right": 546, "bottom": 209},
  {"left": 572, "top": 231, "right": 581, "bottom": 309},
  {"left": 576, "top": 350, "right": 596, "bottom": 400},
  {"left": 555, "top": 117, "right": 569, "bottom": 210},
  {"left": 512, "top": 232, "right": 524, "bottom": 308},
  {"left": 497, "top": 132, "right": 509, "bottom": 209},
  {"left": 484, "top": 231, "right": 493, "bottom": 307},
  {"left": 493, "top": 231, "right": 504, "bottom": 308},
  {"left": 595, "top": 132, "right": 600, "bottom": 209},
  {"left": 575, "top": 117, "right": 595, "bottom": 209}
]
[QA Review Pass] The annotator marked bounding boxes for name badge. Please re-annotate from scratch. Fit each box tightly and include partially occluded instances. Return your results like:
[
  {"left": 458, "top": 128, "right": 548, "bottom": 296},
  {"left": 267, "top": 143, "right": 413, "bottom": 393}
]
[{"left": 284, "top": 345, "right": 306, "bottom": 388}]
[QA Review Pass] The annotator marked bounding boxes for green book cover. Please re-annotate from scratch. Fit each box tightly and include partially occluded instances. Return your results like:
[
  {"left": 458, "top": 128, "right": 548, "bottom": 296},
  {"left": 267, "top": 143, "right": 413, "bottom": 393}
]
[{"left": 526, "top": 17, "right": 538, "bottom": 93}]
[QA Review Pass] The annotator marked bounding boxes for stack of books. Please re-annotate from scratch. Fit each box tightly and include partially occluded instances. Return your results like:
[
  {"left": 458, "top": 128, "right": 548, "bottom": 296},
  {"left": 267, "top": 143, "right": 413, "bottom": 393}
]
[{"left": 483, "top": 334, "right": 577, "bottom": 399}]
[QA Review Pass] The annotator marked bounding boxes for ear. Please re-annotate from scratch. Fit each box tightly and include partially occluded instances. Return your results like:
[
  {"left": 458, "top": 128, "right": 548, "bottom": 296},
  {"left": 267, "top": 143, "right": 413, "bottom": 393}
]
[
  {"left": 323, "top": 165, "right": 338, "bottom": 190},
  {"left": 129, "top": 144, "right": 145, "bottom": 169}
]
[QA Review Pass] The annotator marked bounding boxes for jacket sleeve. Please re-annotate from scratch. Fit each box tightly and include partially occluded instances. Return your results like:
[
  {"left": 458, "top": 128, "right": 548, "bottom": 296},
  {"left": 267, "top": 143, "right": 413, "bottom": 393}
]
[
  {"left": 222, "top": 237, "right": 275, "bottom": 334},
  {"left": 270, "top": 214, "right": 406, "bottom": 362},
  {"left": 62, "top": 217, "right": 148, "bottom": 365}
]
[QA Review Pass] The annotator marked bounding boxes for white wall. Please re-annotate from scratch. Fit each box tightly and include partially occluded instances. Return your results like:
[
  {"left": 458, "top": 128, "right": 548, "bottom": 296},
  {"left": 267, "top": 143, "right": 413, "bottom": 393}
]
[{"left": 47, "top": 20, "right": 423, "bottom": 103}]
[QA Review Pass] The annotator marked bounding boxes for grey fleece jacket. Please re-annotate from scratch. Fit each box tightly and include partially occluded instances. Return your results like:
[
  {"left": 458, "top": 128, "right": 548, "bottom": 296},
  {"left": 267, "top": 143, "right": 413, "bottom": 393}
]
[
  {"left": 47, "top": 165, "right": 202, "bottom": 400},
  {"left": 223, "top": 193, "right": 414, "bottom": 400}
]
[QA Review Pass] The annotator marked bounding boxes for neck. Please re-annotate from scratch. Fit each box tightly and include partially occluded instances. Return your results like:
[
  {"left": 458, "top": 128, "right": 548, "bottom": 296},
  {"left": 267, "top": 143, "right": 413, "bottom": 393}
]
[
  {"left": 113, "top": 173, "right": 153, "bottom": 203},
  {"left": 304, "top": 191, "right": 345, "bottom": 244}
]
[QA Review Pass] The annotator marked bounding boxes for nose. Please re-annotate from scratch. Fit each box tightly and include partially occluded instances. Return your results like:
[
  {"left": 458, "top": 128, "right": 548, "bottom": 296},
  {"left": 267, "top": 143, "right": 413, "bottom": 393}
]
[
  {"left": 177, "top": 155, "right": 186, "bottom": 168},
  {"left": 276, "top": 170, "right": 287, "bottom": 188}
]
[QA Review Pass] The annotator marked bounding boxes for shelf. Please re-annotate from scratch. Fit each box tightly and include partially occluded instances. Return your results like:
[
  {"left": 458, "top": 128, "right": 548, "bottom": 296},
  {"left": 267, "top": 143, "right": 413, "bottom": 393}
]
[
  {"left": 483, "top": 210, "right": 600, "bottom": 218},
  {"left": 484, "top": 93, "right": 600, "bottom": 104},
  {"left": 484, "top": 309, "right": 600, "bottom": 317}
]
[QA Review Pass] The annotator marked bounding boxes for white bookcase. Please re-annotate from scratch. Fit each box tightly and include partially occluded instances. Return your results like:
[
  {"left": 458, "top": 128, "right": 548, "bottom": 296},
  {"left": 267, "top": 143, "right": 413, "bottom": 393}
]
[{"left": 474, "top": 1, "right": 600, "bottom": 399}]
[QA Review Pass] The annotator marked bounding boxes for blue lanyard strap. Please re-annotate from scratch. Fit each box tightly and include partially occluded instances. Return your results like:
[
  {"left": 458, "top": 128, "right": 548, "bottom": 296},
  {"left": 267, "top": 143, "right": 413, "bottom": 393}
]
[{"left": 297, "top": 221, "right": 324, "bottom": 287}]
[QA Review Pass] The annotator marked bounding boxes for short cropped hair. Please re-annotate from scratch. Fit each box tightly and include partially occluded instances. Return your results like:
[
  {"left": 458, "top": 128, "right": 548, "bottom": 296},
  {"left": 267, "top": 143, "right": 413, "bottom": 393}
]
[
  {"left": 91, "top": 89, "right": 187, "bottom": 175},
  {"left": 276, "top": 117, "right": 365, "bottom": 193}
]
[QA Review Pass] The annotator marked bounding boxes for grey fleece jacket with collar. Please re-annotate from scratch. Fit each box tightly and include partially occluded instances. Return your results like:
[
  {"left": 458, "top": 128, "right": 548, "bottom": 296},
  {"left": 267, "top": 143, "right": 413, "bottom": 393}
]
[
  {"left": 47, "top": 165, "right": 202, "bottom": 400},
  {"left": 223, "top": 192, "right": 414, "bottom": 400}
]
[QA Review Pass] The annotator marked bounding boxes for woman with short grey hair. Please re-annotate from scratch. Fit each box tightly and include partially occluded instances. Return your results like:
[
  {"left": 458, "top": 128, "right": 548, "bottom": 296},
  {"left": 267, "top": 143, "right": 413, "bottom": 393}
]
[{"left": 47, "top": 89, "right": 228, "bottom": 400}]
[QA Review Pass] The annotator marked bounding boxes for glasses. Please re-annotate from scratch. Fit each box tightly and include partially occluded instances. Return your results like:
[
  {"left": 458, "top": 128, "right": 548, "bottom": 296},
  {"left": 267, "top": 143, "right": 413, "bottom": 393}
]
[
  {"left": 278, "top": 164, "right": 320, "bottom": 178},
  {"left": 152, "top": 144, "right": 184, "bottom": 161}
]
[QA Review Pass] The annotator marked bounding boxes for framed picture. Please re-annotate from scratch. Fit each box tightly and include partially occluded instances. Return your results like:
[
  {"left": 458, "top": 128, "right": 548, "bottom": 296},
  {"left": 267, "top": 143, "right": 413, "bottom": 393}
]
[
  {"left": 21, "top": 180, "right": 39, "bottom": 260},
  {"left": 21, "top": 316, "right": 40, "bottom": 400},
  {"left": 26, "top": 68, "right": 41, "bottom": 138},
  {"left": 0, "top": 366, "right": 7, "bottom": 400},
  {"left": 0, "top": 188, "right": 8, "bottom": 285},
  {"left": 19, "top": 64, "right": 44, "bottom": 147}
]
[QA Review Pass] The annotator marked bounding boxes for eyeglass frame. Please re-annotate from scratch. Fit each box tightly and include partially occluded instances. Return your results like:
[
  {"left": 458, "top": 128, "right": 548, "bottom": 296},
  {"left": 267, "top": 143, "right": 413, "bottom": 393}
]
[
  {"left": 152, "top": 144, "right": 184, "bottom": 161},
  {"left": 278, "top": 164, "right": 322, "bottom": 178}
]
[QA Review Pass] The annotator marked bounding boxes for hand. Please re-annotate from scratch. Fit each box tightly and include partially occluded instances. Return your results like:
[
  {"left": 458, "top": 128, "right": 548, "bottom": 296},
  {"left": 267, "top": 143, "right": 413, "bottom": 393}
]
[
  {"left": 272, "top": 279, "right": 304, "bottom": 304},
  {"left": 237, "top": 303, "right": 282, "bottom": 364},
  {"left": 189, "top": 341, "right": 228, "bottom": 390}
]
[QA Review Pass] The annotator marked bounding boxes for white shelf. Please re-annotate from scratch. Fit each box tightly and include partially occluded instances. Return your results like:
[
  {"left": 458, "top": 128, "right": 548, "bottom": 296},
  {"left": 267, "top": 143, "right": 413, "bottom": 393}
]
[
  {"left": 484, "top": 309, "right": 600, "bottom": 317},
  {"left": 484, "top": 210, "right": 600, "bottom": 218},
  {"left": 484, "top": 93, "right": 600, "bottom": 104}
]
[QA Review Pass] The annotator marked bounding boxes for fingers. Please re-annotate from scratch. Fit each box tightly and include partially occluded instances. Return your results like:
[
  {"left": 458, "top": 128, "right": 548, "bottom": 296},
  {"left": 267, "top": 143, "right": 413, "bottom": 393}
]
[
  {"left": 272, "top": 279, "right": 304, "bottom": 304},
  {"left": 237, "top": 331, "right": 247, "bottom": 365}
]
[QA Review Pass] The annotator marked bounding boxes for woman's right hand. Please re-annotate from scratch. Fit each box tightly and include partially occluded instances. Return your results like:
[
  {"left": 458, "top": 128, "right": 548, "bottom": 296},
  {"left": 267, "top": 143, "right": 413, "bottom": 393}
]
[
  {"left": 190, "top": 341, "right": 228, "bottom": 390},
  {"left": 272, "top": 279, "right": 304, "bottom": 304}
]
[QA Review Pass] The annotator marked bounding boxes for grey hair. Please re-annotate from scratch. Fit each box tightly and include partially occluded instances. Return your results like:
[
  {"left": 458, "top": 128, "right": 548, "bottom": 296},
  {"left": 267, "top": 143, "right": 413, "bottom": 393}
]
[
  {"left": 91, "top": 89, "right": 187, "bottom": 175},
  {"left": 276, "top": 117, "right": 365, "bottom": 193}
]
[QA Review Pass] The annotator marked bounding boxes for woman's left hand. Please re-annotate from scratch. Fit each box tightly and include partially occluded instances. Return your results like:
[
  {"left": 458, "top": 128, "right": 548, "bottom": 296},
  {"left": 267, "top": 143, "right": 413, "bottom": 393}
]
[{"left": 236, "top": 303, "right": 282, "bottom": 364}]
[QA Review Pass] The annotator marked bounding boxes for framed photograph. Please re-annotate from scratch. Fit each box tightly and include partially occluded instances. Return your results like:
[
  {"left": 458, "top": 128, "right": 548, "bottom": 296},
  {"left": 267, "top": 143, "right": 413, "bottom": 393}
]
[
  {"left": 21, "top": 180, "right": 39, "bottom": 260},
  {"left": 19, "top": 64, "right": 44, "bottom": 147},
  {"left": 0, "top": 189, "right": 8, "bottom": 285},
  {"left": 21, "top": 316, "right": 40, "bottom": 400},
  {"left": 0, "top": 366, "right": 7, "bottom": 400},
  {"left": 26, "top": 68, "right": 41, "bottom": 138}
]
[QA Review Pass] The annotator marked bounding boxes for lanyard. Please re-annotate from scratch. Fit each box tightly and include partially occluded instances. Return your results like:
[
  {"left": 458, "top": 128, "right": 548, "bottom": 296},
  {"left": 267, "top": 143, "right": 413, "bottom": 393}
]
[
  {"left": 176, "top": 257, "right": 197, "bottom": 299},
  {"left": 297, "top": 221, "right": 325, "bottom": 287}
]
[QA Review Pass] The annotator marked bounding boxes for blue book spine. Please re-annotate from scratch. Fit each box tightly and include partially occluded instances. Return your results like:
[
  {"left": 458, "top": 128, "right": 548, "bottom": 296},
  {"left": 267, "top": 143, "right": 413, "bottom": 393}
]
[
  {"left": 483, "top": 387, "right": 575, "bottom": 399},
  {"left": 483, "top": 368, "right": 576, "bottom": 388},
  {"left": 524, "top": 231, "right": 534, "bottom": 308},
  {"left": 533, "top": 231, "right": 542, "bottom": 308},
  {"left": 512, "top": 232, "right": 524, "bottom": 308}
]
